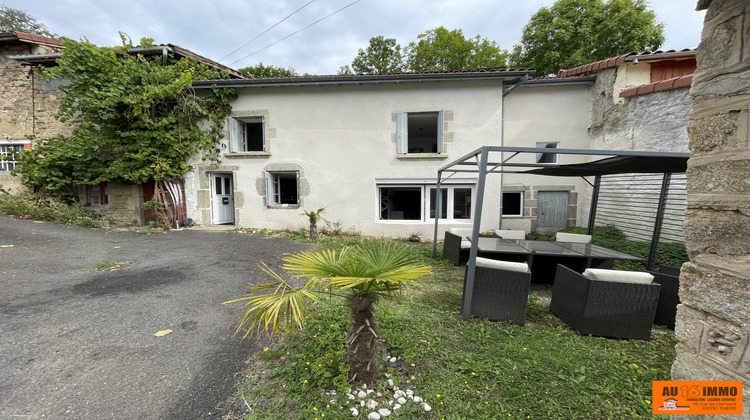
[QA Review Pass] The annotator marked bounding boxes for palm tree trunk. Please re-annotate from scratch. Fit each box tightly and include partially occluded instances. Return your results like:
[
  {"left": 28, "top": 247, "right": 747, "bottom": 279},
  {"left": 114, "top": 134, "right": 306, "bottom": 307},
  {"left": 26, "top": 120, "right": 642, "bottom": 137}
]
[{"left": 345, "top": 292, "right": 380, "bottom": 386}]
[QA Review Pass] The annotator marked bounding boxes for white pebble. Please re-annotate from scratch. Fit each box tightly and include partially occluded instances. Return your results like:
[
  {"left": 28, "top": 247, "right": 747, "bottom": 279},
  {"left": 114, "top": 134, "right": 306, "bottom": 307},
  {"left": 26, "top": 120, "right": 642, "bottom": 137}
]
[
  {"left": 360, "top": 400, "right": 365, "bottom": 407},
  {"left": 347, "top": 393, "right": 356, "bottom": 401},
  {"left": 329, "top": 399, "right": 337, "bottom": 406},
  {"left": 350, "top": 407, "right": 359, "bottom": 416},
  {"left": 378, "top": 408, "right": 392, "bottom": 417},
  {"left": 376, "top": 391, "right": 383, "bottom": 398},
  {"left": 422, "top": 402, "right": 432, "bottom": 412},
  {"left": 367, "top": 412, "right": 381, "bottom": 420},
  {"left": 389, "top": 357, "right": 397, "bottom": 363},
  {"left": 392, "top": 404, "right": 401, "bottom": 411},
  {"left": 397, "top": 397, "right": 407, "bottom": 405},
  {"left": 366, "top": 399, "right": 378, "bottom": 410},
  {"left": 393, "top": 390, "right": 405, "bottom": 398},
  {"left": 412, "top": 396, "right": 423, "bottom": 403},
  {"left": 406, "top": 389, "right": 414, "bottom": 396},
  {"left": 387, "top": 379, "right": 394, "bottom": 387},
  {"left": 358, "top": 390, "right": 367, "bottom": 399}
]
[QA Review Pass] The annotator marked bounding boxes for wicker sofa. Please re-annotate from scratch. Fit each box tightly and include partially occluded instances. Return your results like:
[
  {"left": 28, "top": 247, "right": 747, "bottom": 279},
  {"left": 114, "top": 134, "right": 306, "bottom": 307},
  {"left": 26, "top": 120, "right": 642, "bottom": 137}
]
[
  {"left": 442, "top": 228, "right": 473, "bottom": 265},
  {"left": 550, "top": 265, "right": 661, "bottom": 340},
  {"left": 462, "top": 257, "right": 531, "bottom": 325}
]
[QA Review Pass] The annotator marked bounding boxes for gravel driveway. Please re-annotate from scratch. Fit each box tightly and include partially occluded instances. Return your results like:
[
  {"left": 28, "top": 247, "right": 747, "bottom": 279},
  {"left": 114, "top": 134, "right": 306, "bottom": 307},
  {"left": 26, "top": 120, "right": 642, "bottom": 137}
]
[{"left": 0, "top": 214, "right": 311, "bottom": 419}]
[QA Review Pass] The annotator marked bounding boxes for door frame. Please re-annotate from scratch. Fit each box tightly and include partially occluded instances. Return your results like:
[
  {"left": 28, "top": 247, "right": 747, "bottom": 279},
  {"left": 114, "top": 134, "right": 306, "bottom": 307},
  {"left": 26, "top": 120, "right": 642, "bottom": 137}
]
[{"left": 210, "top": 172, "right": 235, "bottom": 225}]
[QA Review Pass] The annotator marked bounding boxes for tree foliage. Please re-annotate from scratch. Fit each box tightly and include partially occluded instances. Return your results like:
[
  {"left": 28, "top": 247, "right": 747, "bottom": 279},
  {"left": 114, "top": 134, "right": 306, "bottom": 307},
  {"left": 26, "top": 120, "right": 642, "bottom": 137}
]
[
  {"left": 14, "top": 37, "right": 236, "bottom": 198},
  {"left": 0, "top": 5, "right": 57, "bottom": 38},
  {"left": 510, "top": 0, "right": 665, "bottom": 76},
  {"left": 341, "top": 27, "right": 508, "bottom": 74},
  {"left": 406, "top": 27, "right": 508, "bottom": 72},
  {"left": 238, "top": 62, "right": 298, "bottom": 78},
  {"left": 347, "top": 35, "right": 404, "bottom": 74}
]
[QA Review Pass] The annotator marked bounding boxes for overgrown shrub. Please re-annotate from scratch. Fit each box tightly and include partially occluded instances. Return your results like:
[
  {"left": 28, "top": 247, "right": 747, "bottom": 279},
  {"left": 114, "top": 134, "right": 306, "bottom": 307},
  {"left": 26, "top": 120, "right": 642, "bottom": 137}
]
[{"left": 0, "top": 192, "right": 103, "bottom": 228}]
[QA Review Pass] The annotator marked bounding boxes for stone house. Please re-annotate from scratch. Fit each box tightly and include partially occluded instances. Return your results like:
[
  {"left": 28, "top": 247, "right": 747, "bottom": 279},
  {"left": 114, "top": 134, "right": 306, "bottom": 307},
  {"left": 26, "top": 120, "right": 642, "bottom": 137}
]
[
  {"left": 0, "top": 31, "right": 65, "bottom": 194},
  {"left": 2, "top": 34, "right": 246, "bottom": 225},
  {"left": 185, "top": 49, "right": 695, "bottom": 239}
]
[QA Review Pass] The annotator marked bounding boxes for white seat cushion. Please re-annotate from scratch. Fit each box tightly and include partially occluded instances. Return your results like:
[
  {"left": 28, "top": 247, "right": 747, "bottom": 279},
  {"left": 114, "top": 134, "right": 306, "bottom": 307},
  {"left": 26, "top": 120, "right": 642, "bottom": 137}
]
[
  {"left": 555, "top": 232, "right": 592, "bottom": 243},
  {"left": 475, "top": 257, "right": 530, "bottom": 273},
  {"left": 495, "top": 229, "right": 526, "bottom": 240},
  {"left": 583, "top": 268, "right": 654, "bottom": 284},
  {"left": 460, "top": 240, "right": 472, "bottom": 249},
  {"left": 449, "top": 228, "right": 473, "bottom": 238}
]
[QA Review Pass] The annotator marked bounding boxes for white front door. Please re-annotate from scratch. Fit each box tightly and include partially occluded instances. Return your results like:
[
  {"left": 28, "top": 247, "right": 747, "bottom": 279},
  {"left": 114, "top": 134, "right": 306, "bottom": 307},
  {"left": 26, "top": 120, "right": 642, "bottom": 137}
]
[{"left": 211, "top": 173, "right": 234, "bottom": 225}]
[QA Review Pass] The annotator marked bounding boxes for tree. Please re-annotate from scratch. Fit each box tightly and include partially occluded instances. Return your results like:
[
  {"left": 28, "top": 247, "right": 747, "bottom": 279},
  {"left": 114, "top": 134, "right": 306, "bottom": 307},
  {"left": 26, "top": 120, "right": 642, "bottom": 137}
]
[
  {"left": 238, "top": 62, "right": 298, "bottom": 78},
  {"left": 406, "top": 27, "right": 508, "bottom": 71},
  {"left": 510, "top": 0, "right": 665, "bottom": 76},
  {"left": 303, "top": 207, "right": 325, "bottom": 240},
  {"left": 0, "top": 6, "right": 57, "bottom": 38},
  {"left": 225, "top": 239, "right": 432, "bottom": 386},
  {"left": 14, "top": 37, "right": 236, "bottom": 199},
  {"left": 348, "top": 36, "right": 404, "bottom": 74}
]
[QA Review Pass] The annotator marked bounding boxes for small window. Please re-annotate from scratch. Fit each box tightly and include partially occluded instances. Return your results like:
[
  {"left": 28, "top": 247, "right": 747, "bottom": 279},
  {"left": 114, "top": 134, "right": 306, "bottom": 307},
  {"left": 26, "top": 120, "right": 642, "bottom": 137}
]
[
  {"left": 396, "top": 111, "right": 444, "bottom": 154},
  {"left": 230, "top": 117, "right": 265, "bottom": 152},
  {"left": 0, "top": 144, "right": 23, "bottom": 171},
  {"left": 536, "top": 142, "right": 558, "bottom": 164},
  {"left": 502, "top": 192, "right": 523, "bottom": 217},
  {"left": 266, "top": 171, "right": 299, "bottom": 206},
  {"left": 86, "top": 183, "right": 108, "bottom": 206}
]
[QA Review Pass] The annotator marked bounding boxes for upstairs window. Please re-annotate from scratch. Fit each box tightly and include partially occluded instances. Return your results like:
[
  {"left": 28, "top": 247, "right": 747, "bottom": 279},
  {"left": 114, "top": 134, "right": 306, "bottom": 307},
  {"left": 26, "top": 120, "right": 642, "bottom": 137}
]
[
  {"left": 536, "top": 142, "right": 558, "bottom": 164},
  {"left": 229, "top": 117, "right": 265, "bottom": 152},
  {"left": 0, "top": 144, "right": 23, "bottom": 171},
  {"left": 396, "top": 111, "right": 444, "bottom": 154}
]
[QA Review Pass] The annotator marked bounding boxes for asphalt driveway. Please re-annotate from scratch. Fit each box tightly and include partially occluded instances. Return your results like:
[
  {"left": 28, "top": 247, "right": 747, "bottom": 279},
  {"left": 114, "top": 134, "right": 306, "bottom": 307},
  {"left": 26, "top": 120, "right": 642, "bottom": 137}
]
[{"left": 0, "top": 214, "right": 311, "bottom": 419}]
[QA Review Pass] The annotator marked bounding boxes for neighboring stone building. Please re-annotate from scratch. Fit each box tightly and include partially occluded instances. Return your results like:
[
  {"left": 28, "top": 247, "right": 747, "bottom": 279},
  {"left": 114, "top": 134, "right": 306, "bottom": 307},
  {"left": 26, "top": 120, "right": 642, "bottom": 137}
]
[
  {"left": 0, "top": 31, "right": 65, "bottom": 194},
  {"left": 673, "top": 0, "right": 750, "bottom": 416}
]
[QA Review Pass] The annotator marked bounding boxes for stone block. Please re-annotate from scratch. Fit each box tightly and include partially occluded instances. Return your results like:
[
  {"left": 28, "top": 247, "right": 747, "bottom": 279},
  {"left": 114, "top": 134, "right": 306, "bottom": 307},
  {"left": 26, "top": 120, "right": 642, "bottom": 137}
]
[
  {"left": 687, "top": 109, "right": 745, "bottom": 153},
  {"left": 686, "top": 159, "right": 750, "bottom": 193},
  {"left": 683, "top": 209, "right": 750, "bottom": 256},
  {"left": 675, "top": 305, "right": 706, "bottom": 352},
  {"left": 197, "top": 190, "right": 210, "bottom": 209},
  {"left": 678, "top": 262, "right": 750, "bottom": 326}
]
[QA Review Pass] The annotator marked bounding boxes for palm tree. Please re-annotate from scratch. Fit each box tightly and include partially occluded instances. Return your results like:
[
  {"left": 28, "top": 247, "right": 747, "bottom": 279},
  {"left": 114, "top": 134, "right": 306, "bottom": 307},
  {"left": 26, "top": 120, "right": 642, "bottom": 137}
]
[
  {"left": 224, "top": 239, "right": 433, "bottom": 386},
  {"left": 302, "top": 207, "right": 325, "bottom": 240}
]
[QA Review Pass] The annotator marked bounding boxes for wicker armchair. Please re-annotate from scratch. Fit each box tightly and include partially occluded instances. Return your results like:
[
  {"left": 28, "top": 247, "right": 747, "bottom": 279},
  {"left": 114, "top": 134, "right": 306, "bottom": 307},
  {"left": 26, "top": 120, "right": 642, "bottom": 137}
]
[
  {"left": 649, "top": 270, "right": 680, "bottom": 330},
  {"left": 462, "top": 258, "right": 532, "bottom": 325},
  {"left": 442, "top": 229, "right": 473, "bottom": 265},
  {"left": 550, "top": 265, "right": 661, "bottom": 340}
]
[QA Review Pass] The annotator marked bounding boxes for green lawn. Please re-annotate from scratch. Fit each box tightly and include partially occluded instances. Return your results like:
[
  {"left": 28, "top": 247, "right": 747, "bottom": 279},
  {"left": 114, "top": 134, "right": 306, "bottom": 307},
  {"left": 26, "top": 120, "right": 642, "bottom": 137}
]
[{"left": 229, "top": 238, "right": 677, "bottom": 420}]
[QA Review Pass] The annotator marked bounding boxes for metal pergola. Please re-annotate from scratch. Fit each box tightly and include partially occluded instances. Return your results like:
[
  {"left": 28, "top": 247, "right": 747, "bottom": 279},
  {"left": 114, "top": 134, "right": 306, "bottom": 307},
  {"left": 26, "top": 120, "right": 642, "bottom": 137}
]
[{"left": 429, "top": 146, "right": 690, "bottom": 321}]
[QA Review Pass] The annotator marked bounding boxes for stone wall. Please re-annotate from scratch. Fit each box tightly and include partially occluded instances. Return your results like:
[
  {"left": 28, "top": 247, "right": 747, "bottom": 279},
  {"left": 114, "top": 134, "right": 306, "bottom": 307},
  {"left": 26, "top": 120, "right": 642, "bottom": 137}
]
[{"left": 673, "top": 0, "right": 750, "bottom": 417}]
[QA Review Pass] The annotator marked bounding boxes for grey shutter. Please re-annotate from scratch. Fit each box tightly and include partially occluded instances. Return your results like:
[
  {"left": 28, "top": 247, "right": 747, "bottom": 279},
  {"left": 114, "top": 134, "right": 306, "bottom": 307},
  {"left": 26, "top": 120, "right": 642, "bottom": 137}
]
[
  {"left": 229, "top": 118, "right": 241, "bottom": 152},
  {"left": 437, "top": 110, "right": 444, "bottom": 153},
  {"left": 396, "top": 113, "right": 408, "bottom": 154}
]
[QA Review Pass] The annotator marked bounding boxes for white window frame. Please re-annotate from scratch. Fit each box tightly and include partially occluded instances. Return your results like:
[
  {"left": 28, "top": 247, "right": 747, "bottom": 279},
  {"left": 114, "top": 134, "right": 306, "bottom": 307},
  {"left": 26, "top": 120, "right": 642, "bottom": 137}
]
[
  {"left": 376, "top": 179, "right": 474, "bottom": 222},
  {"left": 396, "top": 111, "right": 444, "bottom": 154},
  {"left": 536, "top": 142, "right": 558, "bottom": 164},
  {"left": 501, "top": 191, "right": 524, "bottom": 217},
  {"left": 265, "top": 171, "right": 300, "bottom": 207},
  {"left": 229, "top": 116, "right": 265, "bottom": 153},
  {"left": 428, "top": 186, "right": 474, "bottom": 221},
  {"left": 0, "top": 143, "right": 24, "bottom": 171}
]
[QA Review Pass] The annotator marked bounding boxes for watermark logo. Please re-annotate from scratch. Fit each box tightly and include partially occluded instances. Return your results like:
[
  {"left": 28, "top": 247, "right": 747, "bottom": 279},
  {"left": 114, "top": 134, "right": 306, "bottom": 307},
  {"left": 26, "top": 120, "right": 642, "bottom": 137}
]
[{"left": 652, "top": 381, "right": 743, "bottom": 415}]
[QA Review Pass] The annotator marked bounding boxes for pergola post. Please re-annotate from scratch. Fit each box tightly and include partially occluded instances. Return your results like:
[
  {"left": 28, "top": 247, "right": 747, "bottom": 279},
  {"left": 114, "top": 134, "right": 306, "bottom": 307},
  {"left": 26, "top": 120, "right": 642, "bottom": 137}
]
[
  {"left": 647, "top": 173, "right": 671, "bottom": 271},
  {"left": 432, "top": 174, "right": 443, "bottom": 259},
  {"left": 587, "top": 175, "right": 602, "bottom": 236},
  {"left": 462, "top": 148, "right": 489, "bottom": 321}
]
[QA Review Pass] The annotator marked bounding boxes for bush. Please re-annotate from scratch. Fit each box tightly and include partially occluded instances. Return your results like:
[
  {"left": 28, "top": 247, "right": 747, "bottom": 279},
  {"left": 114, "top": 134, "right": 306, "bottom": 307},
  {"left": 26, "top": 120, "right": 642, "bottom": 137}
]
[{"left": 0, "top": 192, "right": 103, "bottom": 228}]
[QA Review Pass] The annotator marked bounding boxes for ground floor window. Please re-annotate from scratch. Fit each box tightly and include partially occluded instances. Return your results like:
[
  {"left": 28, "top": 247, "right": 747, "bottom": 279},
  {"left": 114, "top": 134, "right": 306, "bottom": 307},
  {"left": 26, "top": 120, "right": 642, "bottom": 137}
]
[
  {"left": 0, "top": 144, "right": 23, "bottom": 171},
  {"left": 86, "top": 183, "right": 108, "bottom": 206},
  {"left": 502, "top": 192, "right": 523, "bottom": 216},
  {"left": 266, "top": 171, "right": 299, "bottom": 206},
  {"left": 379, "top": 183, "right": 473, "bottom": 221}
]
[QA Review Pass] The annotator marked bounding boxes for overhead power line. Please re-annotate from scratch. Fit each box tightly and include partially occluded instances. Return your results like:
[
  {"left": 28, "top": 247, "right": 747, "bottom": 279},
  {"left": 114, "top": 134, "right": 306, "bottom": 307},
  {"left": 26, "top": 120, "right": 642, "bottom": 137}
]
[
  {"left": 218, "top": 0, "right": 316, "bottom": 63},
  {"left": 227, "top": 0, "right": 363, "bottom": 67}
]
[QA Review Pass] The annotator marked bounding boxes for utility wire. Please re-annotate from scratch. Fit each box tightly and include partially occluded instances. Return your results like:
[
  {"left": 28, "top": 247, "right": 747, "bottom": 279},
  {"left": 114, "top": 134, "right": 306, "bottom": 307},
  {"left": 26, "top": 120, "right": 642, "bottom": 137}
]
[
  {"left": 227, "top": 0, "right": 362, "bottom": 67},
  {"left": 218, "top": 0, "right": 316, "bottom": 63}
]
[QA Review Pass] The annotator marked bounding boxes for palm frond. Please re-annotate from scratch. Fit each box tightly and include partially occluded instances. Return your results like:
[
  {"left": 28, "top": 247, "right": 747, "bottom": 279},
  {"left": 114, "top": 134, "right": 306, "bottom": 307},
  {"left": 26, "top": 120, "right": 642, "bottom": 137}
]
[{"left": 222, "top": 262, "right": 320, "bottom": 338}]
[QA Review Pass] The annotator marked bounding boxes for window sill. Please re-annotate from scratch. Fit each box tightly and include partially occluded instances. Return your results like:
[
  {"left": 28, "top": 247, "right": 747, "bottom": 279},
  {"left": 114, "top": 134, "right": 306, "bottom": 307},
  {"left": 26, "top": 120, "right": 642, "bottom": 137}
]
[
  {"left": 266, "top": 204, "right": 300, "bottom": 209},
  {"left": 225, "top": 152, "right": 271, "bottom": 158},
  {"left": 396, "top": 153, "right": 448, "bottom": 160}
]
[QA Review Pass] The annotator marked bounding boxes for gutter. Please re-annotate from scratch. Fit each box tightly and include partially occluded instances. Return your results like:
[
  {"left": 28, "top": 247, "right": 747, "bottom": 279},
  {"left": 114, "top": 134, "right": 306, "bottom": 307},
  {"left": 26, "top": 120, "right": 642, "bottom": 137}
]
[{"left": 11, "top": 46, "right": 173, "bottom": 66}]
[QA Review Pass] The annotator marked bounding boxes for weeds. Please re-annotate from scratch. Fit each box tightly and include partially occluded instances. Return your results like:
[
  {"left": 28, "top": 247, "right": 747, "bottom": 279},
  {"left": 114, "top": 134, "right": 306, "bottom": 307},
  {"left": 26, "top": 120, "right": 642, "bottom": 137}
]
[{"left": 0, "top": 192, "right": 103, "bottom": 228}]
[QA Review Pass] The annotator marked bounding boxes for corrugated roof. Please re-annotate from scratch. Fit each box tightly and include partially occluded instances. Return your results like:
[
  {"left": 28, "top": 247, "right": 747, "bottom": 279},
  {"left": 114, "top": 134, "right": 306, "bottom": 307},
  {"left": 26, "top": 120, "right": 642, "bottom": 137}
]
[{"left": 557, "top": 49, "right": 697, "bottom": 78}]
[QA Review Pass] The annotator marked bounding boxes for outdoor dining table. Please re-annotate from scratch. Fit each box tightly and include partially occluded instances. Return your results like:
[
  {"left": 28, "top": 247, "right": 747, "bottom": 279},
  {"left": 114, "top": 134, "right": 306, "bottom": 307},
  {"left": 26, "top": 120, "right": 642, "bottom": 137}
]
[{"left": 473, "top": 237, "right": 644, "bottom": 283}]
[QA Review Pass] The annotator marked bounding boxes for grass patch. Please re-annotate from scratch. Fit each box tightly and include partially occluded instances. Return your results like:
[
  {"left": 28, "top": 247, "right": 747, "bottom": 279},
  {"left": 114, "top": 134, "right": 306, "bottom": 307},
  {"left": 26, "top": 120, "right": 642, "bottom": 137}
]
[
  {"left": 229, "top": 239, "right": 676, "bottom": 419},
  {"left": 0, "top": 192, "right": 103, "bottom": 228}
]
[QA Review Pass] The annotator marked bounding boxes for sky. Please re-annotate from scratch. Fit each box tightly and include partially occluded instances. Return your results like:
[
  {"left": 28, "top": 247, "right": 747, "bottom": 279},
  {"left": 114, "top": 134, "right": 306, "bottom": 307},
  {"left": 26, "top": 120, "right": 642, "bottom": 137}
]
[{"left": 6, "top": 0, "right": 706, "bottom": 75}]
